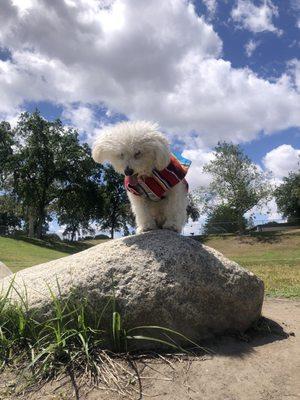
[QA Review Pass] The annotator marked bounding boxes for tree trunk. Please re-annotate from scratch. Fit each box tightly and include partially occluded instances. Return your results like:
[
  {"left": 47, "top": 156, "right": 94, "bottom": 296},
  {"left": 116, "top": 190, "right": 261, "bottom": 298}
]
[
  {"left": 35, "top": 204, "right": 46, "bottom": 239},
  {"left": 110, "top": 225, "right": 114, "bottom": 239},
  {"left": 28, "top": 207, "right": 36, "bottom": 238},
  {"left": 35, "top": 216, "right": 44, "bottom": 239},
  {"left": 36, "top": 222, "right": 42, "bottom": 239},
  {"left": 237, "top": 212, "right": 246, "bottom": 234},
  {"left": 71, "top": 228, "right": 76, "bottom": 242}
]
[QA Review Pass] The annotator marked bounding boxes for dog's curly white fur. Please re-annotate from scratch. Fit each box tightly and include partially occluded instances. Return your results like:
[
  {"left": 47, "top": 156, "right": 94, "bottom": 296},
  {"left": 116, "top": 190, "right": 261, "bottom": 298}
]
[{"left": 92, "top": 121, "right": 188, "bottom": 234}]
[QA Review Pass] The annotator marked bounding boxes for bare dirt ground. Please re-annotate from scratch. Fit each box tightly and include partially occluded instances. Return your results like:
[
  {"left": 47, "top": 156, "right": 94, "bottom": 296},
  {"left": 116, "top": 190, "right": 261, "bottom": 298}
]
[{"left": 1, "top": 298, "right": 299, "bottom": 400}]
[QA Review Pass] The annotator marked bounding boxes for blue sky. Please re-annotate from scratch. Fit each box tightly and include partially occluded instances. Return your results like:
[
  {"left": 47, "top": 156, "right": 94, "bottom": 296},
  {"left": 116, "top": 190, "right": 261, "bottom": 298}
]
[
  {"left": 0, "top": 0, "right": 299, "bottom": 234},
  {"left": 193, "top": 0, "right": 300, "bottom": 168},
  {"left": 197, "top": 1, "right": 300, "bottom": 72}
]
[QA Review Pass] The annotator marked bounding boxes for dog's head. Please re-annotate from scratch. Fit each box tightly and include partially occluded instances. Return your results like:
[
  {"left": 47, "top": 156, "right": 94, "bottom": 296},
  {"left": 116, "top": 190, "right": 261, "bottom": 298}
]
[{"left": 92, "top": 121, "right": 170, "bottom": 176}]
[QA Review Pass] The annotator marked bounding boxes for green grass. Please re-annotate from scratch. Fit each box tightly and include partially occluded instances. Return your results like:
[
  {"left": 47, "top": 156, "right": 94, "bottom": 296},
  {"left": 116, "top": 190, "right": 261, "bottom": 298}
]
[
  {"left": 0, "top": 280, "right": 207, "bottom": 395},
  {"left": 196, "top": 229, "right": 300, "bottom": 298},
  {"left": 0, "top": 235, "right": 106, "bottom": 273}
]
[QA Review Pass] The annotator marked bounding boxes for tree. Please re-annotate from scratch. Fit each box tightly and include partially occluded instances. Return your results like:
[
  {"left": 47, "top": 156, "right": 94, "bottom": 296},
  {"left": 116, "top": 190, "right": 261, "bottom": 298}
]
[
  {"left": 202, "top": 142, "right": 270, "bottom": 232},
  {"left": 0, "top": 195, "right": 22, "bottom": 235},
  {"left": 53, "top": 133, "right": 106, "bottom": 241},
  {"left": 203, "top": 204, "right": 247, "bottom": 234},
  {"left": 10, "top": 110, "right": 105, "bottom": 239},
  {"left": 274, "top": 171, "right": 300, "bottom": 223},
  {"left": 99, "top": 165, "right": 134, "bottom": 239},
  {"left": 0, "top": 122, "right": 20, "bottom": 235},
  {"left": 11, "top": 111, "right": 63, "bottom": 237},
  {"left": 0, "top": 121, "right": 15, "bottom": 189},
  {"left": 55, "top": 176, "right": 105, "bottom": 242},
  {"left": 186, "top": 193, "right": 200, "bottom": 222}
]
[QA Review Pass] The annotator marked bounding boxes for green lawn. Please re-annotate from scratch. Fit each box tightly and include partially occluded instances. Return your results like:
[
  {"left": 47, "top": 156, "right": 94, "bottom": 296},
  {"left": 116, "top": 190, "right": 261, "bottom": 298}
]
[
  {"left": 1, "top": 230, "right": 299, "bottom": 298},
  {"left": 0, "top": 235, "right": 99, "bottom": 272},
  {"left": 197, "top": 229, "right": 300, "bottom": 298}
]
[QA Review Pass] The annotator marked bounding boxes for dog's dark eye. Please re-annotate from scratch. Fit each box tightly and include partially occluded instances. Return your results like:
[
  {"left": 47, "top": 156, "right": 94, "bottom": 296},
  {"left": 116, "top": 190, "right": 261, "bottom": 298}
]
[
  {"left": 134, "top": 151, "right": 142, "bottom": 159},
  {"left": 120, "top": 153, "right": 124, "bottom": 159}
]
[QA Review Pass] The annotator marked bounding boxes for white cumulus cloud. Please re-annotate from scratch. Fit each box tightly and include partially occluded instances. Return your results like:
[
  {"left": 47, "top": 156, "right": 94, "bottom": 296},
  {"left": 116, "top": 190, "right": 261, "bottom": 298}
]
[
  {"left": 245, "top": 39, "right": 260, "bottom": 57},
  {"left": 202, "top": 0, "right": 217, "bottom": 18},
  {"left": 263, "top": 144, "right": 300, "bottom": 179},
  {"left": 0, "top": 0, "right": 299, "bottom": 148},
  {"left": 62, "top": 105, "right": 98, "bottom": 134},
  {"left": 182, "top": 148, "right": 214, "bottom": 190},
  {"left": 231, "top": 0, "right": 282, "bottom": 35},
  {"left": 288, "top": 59, "right": 300, "bottom": 90}
]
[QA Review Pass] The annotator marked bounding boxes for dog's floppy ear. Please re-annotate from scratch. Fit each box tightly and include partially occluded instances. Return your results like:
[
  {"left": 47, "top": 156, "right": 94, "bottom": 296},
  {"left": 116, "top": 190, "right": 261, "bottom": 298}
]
[
  {"left": 92, "top": 133, "right": 113, "bottom": 164},
  {"left": 152, "top": 133, "right": 171, "bottom": 171}
]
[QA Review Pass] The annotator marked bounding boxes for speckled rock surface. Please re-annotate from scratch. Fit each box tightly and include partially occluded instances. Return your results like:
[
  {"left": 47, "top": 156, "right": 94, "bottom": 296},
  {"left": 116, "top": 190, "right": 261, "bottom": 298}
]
[
  {"left": 0, "top": 230, "right": 264, "bottom": 344},
  {"left": 0, "top": 261, "right": 12, "bottom": 280}
]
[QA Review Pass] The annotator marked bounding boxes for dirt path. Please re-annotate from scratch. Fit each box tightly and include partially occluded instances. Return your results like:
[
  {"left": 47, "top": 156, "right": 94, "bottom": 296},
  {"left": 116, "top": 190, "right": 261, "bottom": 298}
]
[
  {"left": 1, "top": 299, "right": 299, "bottom": 400},
  {"left": 126, "top": 299, "right": 300, "bottom": 400}
]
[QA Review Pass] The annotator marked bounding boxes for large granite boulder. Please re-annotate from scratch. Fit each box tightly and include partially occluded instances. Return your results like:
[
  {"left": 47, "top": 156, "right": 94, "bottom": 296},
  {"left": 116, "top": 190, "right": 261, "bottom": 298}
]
[
  {"left": 0, "top": 261, "right": 12, "bottom": 280},
  {"left": 0, "top": 231, "right": 264, "bottom": 345}
]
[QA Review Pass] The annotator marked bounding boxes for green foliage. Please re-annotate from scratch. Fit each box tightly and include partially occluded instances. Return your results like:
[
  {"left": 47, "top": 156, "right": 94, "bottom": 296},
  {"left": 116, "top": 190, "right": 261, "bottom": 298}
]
[
  {"left": 202, "top": 142, "right": 271, "bottom": 231},
  {"left": 274, "top": 171, "right": 300, "bottom": 223},
  {"left": 94, "top": 233, "right": 109, "bottom": 240},
  {"left": 54, "top": 155, "right": 105, "bottom": 241},
  {"left": 12, "top": 112, "right": 62, "bottom": 237},
  {"left": 0, "top": 122, "right": 15, "bottom": 188},
  {"left": 186, "top": 193, "right": 200, "bottom": 222},
  {"left": 0, "top": 110, "right": 138, "bottom": 240},
  {"left": 0, "top": 195, "right": 22, "bottom": 235},
  {"left": 99, "top": 165, "right": 135, "bottom": 238},
  {"left": 0, "top": 123, "right": 20, "bottom": 234},
  {"left": 0, "top": 111, "right": 106, "bottom": 239},
  {"left": 56, "top": 181, "right": 104, "bottom": 241},
  {"left": 0, "top": 282, "right": 208, "bottom": 389},
  {"left": 203, "top": 204, "right": 247, "bottom": 234},
  {"left": 0, "top": 284, "right": 109, "bottom": 377}
]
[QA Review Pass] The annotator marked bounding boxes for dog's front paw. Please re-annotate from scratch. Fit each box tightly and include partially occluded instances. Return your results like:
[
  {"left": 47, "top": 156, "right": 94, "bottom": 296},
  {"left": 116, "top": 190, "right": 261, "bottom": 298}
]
[
  {"left": 162, "top": 224, "right": 181, "bottom": 233},
  {"left": 137, "top": 226, "right": 157, "bottom": 234}
]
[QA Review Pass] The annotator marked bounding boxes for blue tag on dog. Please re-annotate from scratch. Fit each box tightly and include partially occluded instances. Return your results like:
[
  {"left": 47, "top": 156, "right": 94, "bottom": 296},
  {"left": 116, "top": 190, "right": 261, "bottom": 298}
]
[{"left": 173, "top": 152, "right": 192, "bottom": 169}]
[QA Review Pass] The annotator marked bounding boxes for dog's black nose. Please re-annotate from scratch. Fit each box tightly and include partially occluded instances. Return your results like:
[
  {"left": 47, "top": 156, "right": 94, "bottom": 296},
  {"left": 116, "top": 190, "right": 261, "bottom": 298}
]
[{"left": 124, "top": 166, "right": 134, "bottom": 176}]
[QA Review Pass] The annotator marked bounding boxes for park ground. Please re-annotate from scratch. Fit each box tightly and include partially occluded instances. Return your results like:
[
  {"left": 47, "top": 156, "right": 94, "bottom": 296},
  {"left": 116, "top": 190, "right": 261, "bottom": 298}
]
[
  {"left": 0, "top": 298, "right": 299, "bottom": 400},
  {"left": 0, "top": 229, "right": 299, "bottom": 399}
]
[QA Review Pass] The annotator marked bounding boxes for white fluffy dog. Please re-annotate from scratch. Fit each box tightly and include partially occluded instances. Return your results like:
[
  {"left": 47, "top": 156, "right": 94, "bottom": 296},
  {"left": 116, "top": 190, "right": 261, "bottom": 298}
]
[{"left": 92, "top": 121, "right": 189, "bottom": 234}]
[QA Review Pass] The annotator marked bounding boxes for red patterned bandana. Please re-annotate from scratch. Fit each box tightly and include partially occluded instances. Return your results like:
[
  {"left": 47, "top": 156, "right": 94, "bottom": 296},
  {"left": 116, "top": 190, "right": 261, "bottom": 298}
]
[{"left": 124, "top": 154, "right": 190, "bottom": 201}]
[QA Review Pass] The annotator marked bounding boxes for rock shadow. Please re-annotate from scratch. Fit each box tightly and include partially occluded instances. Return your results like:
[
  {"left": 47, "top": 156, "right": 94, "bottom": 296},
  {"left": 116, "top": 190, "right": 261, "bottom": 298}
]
[
  {"left": 3, "top": 233, "right": 92, "bottom": 254},
  {"left": 130, "top": 316, "right": 291, "bottom": 362},
  {"left": 200, "top": 316, "right": 290, "bottom": 359},
  {"left": 238, "top": 232, "right": 283, "bottom": 244}
]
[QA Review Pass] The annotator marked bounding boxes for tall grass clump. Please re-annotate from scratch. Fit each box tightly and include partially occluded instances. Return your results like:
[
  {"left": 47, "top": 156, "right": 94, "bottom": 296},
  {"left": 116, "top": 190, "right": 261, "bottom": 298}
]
[{"left": 0, "top": 279, "right": 209, "bottom": 393}]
